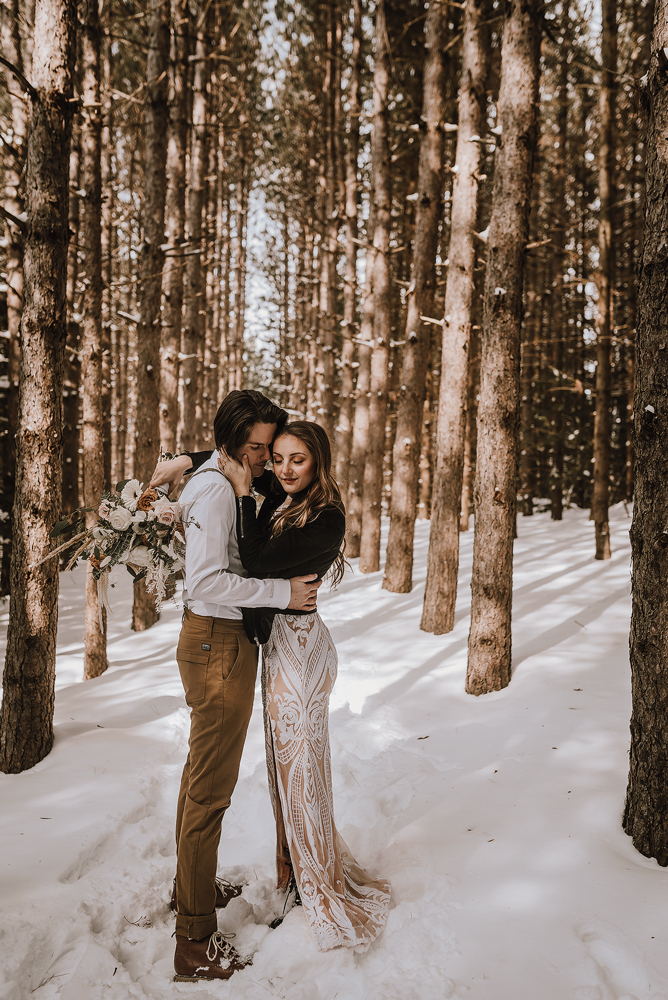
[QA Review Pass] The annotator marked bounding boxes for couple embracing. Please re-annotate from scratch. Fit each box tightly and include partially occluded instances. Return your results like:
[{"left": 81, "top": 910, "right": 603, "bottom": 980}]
[{"left": 152, "top": 390, "right": 390, "bottom": 982}]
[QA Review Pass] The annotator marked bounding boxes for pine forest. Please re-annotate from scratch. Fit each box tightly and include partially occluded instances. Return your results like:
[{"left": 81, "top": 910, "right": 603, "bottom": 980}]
[{"left": 2, "top": 0, "right": 668, "bottom": 875}]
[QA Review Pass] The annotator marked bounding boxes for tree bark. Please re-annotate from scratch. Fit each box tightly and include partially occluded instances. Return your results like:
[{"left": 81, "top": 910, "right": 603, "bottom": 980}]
[
  {"left": 549, "top": 27, "right": 569, "bottom": 521},
  {"left": 62, "top": 123, "right": 81, "bottom": 520},
  {"left": 228, "top": 139, "right": 247, "bottom": 396},
  {"left": 100, "top": 8, "right": 112, "bottom": 489},
  {"left": 334, "top": 0, "right": 361, "bottom": 493},
  {"left": 0, "top": 0, "right": 76, "bottom": 773},
  {"left": 160, "top": 0, "right": 190, "bottom": 454},
  {"left": 0, "top": 0, "right": 29, "bottom": 596},
  {"left": 359, "top": 0, "right": 391, "bottom": 574},
  {"left": 421, "top": 0, "right": 489, "bottom": 632},
  {"left": 623, "top": 3, "right": 668, "bottom": 865},
  {"left": 591, "top": 0, "right": 617, "bottom": 560},
  {"left": 460, "top": 326, "right": 479, "bottom": 531},
  {"left": 315, "top": 0, "right": 340, "bottom": 442},
  {"left": 347, "top": 303, "right": 373, "bottom": 557},
  {"left": 383, "top": 0, "right": 448, "bottom": 593},
  {"left": 132, "top": 0, "right": 169, "bottom": 631},
  {"left": 465, "top": 0, "right": 541, "bottom": 693},
  {"left": 81, "top": 0, "right": 109, "bottom": 675},
  {"left": 179, "top": 1, "right": 208, "bottom": 450}
]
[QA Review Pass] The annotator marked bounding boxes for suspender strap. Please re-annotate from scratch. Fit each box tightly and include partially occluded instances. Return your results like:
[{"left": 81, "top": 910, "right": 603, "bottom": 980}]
[{"left": 187, "top": 467, "right": 226, "bottom": 481}]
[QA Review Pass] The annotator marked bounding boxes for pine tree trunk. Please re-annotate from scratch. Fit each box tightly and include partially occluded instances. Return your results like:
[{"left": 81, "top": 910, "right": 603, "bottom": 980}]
[
  {"left": 316, "top": 0, "right": 340, "bottom": 442},
  {"left": 0, "top": 0, "right": 76, "bottom": 773},
  {"left": 465, "top": 0, "right": 541, "bottom": 693},
  {"left": 519, "top": 265, "right": 538, "bottom": 516},
  {"left": 359, "top": 0, "right": 391, "bottom": 575},
  {"left": 623, "top": 2, "right": 668, "bottom": 864},
  {"left": 549, "top": 32, "right": 568, "bottom": 520},
  {"left": 160, "top": 0, "right": 189, "bottom": 454},
  {"left": 0, "top": 0, "right": 29, "bottom": 596},
  {"left": 421, "top": 0, "right": 489, "bottom": 633},
  {"left": 229, "top": 142, "right": 247, "bottom": 395},
  {"left": 100, "top": 11, "right": 112, "bottom": 488},
  {"left": 180, "top": 2, "right": 208, "bottom": 450},
  {"left": 81, "top": 0, "right": 109, "bottom": 675},
  {"left": 334, "top": 0, "right": 361, "bottom": 493},
  {"left": 219, "top": 182, "right": 232, "bottom": 403},
  {"left": 132, "top": 0, "right": 169, "bottom": 631},
  {"left": 417, "top": 388, "right": 432, "bottom": 519},
  {"left": 383, "top": 0, "right": 448, "bottom": 593},
  {"left": 592, "top": 0, "right": 617, "bottom": 560},
  {"left": 62, "top": 127, "right": 81, "bottom": 520},
  {"left": 346, "top": 222, "right": 375, "bottom": 558},
  {"left": 460, "top": 327, "right": 479, "bottom": 530}
]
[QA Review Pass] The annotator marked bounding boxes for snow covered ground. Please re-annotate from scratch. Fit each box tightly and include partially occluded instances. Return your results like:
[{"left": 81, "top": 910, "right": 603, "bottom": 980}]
[{"left": 1, "top": 504, "right": 667, "bottom": 1000}]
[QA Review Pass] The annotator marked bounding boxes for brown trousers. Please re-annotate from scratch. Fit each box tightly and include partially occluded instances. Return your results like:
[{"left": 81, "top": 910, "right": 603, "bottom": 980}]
[{"left": 174, "top": 609, "right": 259, "bottom": 939}]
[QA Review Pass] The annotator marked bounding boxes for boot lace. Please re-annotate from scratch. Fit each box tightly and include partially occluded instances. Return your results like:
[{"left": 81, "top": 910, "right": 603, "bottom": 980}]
[{"left": 206, "top": 930, "right": 241, "bottom": 965}]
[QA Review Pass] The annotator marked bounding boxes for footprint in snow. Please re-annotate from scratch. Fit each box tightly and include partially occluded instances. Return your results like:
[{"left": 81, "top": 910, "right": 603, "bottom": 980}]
[{"left": 576, "top": 921, "right": 668, "bottom": 1000}]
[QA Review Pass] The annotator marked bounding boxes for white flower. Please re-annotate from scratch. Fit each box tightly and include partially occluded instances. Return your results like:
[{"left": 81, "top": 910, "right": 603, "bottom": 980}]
[
  {"left": 108, "top": 506, "right": 133, "bottom": 531},
  {"left": 132, "top": 510, "right": 147, "bottom": 523},
  {"left": 120, "top": 479, "right": 142, "bottom": 510},
  {"left": 127, "top": 545, "right": 151, "bottom": 568}
]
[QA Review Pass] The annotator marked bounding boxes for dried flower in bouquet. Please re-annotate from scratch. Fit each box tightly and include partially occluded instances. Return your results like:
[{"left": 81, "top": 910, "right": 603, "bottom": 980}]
[{"left": 41, "top": 474, "right": 196, "bottom": 622}]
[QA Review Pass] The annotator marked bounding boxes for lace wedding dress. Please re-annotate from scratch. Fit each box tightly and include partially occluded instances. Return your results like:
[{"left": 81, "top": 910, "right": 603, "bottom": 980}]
[{"left": 262, "top": 612, "right": 391, "bottom": 951}]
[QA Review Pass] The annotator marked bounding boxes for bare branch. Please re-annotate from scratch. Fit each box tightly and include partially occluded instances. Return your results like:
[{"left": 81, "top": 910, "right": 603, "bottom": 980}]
[{"left": 0, "top": 53, "right": 37, "bottom": 99}]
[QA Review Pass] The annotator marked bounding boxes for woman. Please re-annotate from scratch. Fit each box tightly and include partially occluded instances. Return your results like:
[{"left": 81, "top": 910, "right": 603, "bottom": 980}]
[{"left": 154, "top": 423, "right": 390, "bottom": 952}]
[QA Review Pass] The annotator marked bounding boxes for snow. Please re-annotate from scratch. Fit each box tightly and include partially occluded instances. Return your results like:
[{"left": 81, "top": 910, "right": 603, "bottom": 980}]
[{"left": 2, "top": 504, "right": 668, "bottom": 1000}]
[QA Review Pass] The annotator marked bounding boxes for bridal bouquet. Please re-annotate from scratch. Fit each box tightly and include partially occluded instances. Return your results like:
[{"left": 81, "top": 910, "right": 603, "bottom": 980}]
[{"left": 49, "top": 478, "right": 189, "bottom": 617}]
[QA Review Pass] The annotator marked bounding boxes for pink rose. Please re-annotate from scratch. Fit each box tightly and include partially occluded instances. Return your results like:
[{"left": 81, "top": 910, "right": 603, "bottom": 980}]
[
  {"left": 153, "top": 498, "right": 180, "bottom": 526},
  {"left": 98, "top": 500, "right": 113, "bottom": 519}
]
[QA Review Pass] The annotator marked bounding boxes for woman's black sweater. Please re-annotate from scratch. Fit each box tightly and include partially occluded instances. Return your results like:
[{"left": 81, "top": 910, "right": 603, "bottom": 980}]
[{"left": 187, "top": 453, "right": 345, "bottom": 644}]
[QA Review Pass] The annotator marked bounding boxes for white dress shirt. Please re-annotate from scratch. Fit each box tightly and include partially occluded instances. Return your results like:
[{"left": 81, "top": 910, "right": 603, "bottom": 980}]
[{"left": 179, "top": 452, "right": 292, "bottom": 619}]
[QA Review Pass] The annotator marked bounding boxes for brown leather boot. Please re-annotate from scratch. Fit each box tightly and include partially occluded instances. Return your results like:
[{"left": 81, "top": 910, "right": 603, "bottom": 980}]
[
  {"left": 173, "top": 930, "right": 250, "bottom": 982},
  {"left": 170, "top": 877, "right": 244, "bottom": 913}
]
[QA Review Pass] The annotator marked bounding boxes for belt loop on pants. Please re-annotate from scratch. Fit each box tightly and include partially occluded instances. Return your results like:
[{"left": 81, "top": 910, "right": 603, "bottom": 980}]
[{"left": 207, "top": 615, "right": 214, "bottom": 640}]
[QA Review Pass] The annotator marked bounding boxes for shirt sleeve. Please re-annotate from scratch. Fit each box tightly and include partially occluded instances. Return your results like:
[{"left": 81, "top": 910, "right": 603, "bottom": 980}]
[
  {"left": 182, "top": 478, "right": 292, "bottom": 608},
  {"left": 236, "top": 496, "right": 344, "bottom": 576},
  {"left": 186, "top": 450, "right": 213, "bottom": 473}
]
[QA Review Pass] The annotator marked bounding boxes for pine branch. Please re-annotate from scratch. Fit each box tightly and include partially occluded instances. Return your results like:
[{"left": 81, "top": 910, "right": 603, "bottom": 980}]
[
  {"left": 0, "top": 204, "right": 26, "bottom": 233},
  {"left": 0, "top": 53, "right": 37, "bottom": 100}
]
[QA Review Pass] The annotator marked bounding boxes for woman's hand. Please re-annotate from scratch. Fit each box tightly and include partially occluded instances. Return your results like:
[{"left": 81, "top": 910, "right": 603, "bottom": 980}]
[
  {"left": 149, "top": 454, "right": 193, "bottom": 495},
  {"left": 218, "top": 449, "right": 252, "bottom": 497}
]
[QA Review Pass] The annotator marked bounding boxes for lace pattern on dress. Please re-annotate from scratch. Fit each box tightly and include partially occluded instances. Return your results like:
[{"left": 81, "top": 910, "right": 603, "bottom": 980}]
[{"left": 262, "top": 612, "right": 390, "bottom": 951}]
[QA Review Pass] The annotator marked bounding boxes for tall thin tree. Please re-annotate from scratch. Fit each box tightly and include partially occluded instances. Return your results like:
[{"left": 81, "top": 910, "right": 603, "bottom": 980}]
[
  {"left": 421, "top": 0, "right": 489, "bottom": 633},
  {"left": 334, "top": 0, "right": 362, "bottom": 492},
  {"left": 179, "top": 0, "right": 208, "bottom": 450},
  {"left": 591, "top": 0, "right": 617, "bottom": 559},
  {"left": 466, "top": 0, "right": 541, "bottom": 694},
  {"left": 81, "top": 0, "right": 109, "bottom": 676},
  {"left": 359, "top": 0, "right": 391, "bottom": 574},
  {"left": 132, "top": 0, "right": 169, "bottom": 631},
  {"left": 622, "top": 0, "right": 668, "bottom": 867},
  {"left": 160, "top": 0, "right": 190, "bottom": 454},
  {"left": 383, "top": 0, "right": 448, "bottom": 594},
  {"left": 0, "top": 0, "right": 29, "bottom": 596},
  {"left": 0, "top": 0, "right": 77, "bottom": 772}
]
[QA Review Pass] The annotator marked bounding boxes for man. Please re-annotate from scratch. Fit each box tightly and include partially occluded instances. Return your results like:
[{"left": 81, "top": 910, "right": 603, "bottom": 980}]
[{"left": 169, "top": 390, "right": 320, "bottom": 982}]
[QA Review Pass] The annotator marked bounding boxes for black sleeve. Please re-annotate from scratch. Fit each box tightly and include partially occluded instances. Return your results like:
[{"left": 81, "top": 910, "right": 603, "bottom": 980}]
[
  {"left": 236, "top": 497, "right": 344, "bottom": 576},
  {"left": 186, "top": 451, "right": 212, "bottom": 473},
  {"left": 253, "top": 469, "right": 282, "bottom": 497}
]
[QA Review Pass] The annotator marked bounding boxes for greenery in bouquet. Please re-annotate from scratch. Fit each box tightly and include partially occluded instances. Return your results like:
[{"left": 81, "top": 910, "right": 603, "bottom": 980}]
[{"left": 48, "top": 479, "right": 193, "bottom": 616}]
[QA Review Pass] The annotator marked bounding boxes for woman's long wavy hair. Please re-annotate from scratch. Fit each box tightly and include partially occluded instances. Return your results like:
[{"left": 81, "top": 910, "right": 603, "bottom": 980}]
[{"left": 270, "top": 420, "right": 346, "bottom": 587}]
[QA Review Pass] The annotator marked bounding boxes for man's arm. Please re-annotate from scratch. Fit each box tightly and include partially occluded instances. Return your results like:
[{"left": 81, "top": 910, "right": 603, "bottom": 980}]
[{"left": 183, "top": 477, "right": 292, "bottom": 609}]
